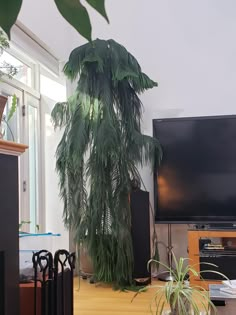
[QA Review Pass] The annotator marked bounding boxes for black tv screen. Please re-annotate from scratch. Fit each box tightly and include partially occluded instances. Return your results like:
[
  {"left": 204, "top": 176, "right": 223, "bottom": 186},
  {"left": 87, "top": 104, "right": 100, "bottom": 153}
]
[{"left": 153, "top": 115, "right": 236, "bottom": 223}]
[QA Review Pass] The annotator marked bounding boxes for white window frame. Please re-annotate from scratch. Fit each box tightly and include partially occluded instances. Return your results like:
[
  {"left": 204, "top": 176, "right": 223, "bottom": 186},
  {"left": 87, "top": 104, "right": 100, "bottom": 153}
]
[
  {"left": 1, "top": 24, "right": 63, "bottom": 233},
  {"left": 23, "top": 92, "right": 42, "bottom": 233}
]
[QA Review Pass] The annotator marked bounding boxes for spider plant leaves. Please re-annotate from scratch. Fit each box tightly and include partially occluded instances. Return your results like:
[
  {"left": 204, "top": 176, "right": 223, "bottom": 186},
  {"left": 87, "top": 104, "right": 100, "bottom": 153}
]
[
  {"left": 200, "top": 269, "right": 229, "bottom": 280},
  {"left": 141, "top": 254, "right": 225, "bottom": 315},
  {"left": 0, "top": 0, "right": 22, "bottom": 38},
  {"left": 54, "top": 0, "right": 92, "bottom": 41},
  {"left": 148, "top": 259, "right": 171, "bottom": 274},
  {"left": 85, "top": 0, "right": 109, "bottom": 23}
]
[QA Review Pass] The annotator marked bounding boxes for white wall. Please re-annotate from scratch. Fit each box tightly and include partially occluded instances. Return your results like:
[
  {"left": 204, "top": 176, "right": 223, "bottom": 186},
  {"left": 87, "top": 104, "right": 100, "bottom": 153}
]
[
  {"left": 18, "top": 0, "right": 236, "bottom": 265},
  {"left": 18, "top": 0, "right": 82, "bottom": 60},
  {"left": 90, "top": 0, "right": 236, "bottom": 267}
]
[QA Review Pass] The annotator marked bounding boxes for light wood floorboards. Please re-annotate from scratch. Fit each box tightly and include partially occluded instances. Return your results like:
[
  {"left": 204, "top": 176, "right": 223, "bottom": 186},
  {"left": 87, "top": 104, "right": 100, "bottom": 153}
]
[
  {"left": 74, "top": 277, "right": 157, "bottom": 315},
  {"left": 73, "top": 278, "right": 208, "bottom": 315}
]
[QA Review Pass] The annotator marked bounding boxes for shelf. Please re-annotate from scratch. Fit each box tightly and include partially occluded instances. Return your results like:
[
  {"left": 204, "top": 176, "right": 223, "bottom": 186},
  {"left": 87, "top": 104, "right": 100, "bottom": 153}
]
[
  {"left": 200, "top": 250, "right": 236, "bottom": 256},
  {"left": 0, "top": 140, "right": 28, "bottom": 156},
  {"left": 188, "top": 230, "right": 236, "bottom": 289}
]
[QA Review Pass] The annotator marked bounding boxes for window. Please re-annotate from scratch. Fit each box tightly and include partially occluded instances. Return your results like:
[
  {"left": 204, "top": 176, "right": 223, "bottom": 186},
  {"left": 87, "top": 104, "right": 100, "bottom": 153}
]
[
  {"left": 27, "top": 96, "right": 39, "bottom": 232},
  {"left": 40, "top": 67, "right": 67, "bottom": 236},
  {"left": 0, "top": 82, "right": 22, "bottom": 143},
  {"left": 2, "top": 95, "right": 19, "bottom": 142},
  {"left": 40, "top": 73, "right": 66, "bottom": 102},
  {"left": 0, "top": 33, "right": 65, "bottom": 233},
  {"left": 0, "top": 51, "right": 32, "bottom": 87}
]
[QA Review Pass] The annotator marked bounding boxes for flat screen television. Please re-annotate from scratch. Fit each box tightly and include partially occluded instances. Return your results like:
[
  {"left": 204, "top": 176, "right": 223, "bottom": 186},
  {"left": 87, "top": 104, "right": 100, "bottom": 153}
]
[{"left": 153, "top": 115, "right": 236, "bottom": 223}]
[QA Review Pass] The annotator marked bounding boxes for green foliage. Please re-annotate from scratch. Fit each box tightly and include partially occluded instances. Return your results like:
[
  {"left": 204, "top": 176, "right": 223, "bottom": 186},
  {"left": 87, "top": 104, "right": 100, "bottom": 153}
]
[
  {"left": 0, "top": 30, "right": 18, "bottom": 79},
  {"left": 0, "top": 0, "right": 109, "bottom": 41},
  {"left": 0, "top": 30, "right": 9, "bottom": 51},
  {"left": 0, "top": 0, "right": 22, "bottom": 38},
  {"left": 85, "top": 0, "right": 109, "bottom": 23},
  {"left": 7, "top": 94, "right": 17, "bottom": 122},
  {"left": 0, "top": 32, "right": 18, "bottom": 140},
  {"left": 54, "top": 0, "right": 92, "bottom": 41},
  {"left": 134, "top": 254, "right": 228, "bottom": 315},
  {"left": 19, "top": 220, "right": 40, "bottom": 232},
  {"left": 19, "top": 220, "right": 31, "bottom": 231},
  {"left": 52, "top": 39, "right": 162, "bottom": 287}
]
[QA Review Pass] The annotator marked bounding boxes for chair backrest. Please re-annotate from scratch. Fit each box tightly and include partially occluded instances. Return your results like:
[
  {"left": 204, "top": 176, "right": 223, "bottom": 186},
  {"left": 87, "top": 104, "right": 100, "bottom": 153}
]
[{"left": 32, "top": 249, "right": 75, "bottom": 315}]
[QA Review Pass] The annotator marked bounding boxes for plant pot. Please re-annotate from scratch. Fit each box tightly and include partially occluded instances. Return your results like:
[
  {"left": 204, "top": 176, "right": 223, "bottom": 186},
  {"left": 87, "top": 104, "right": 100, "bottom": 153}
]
[
  {"left": 80, "top": 244, "right": 94, "bottom": 276},
  {"left": 169, "top": 293, "right": 191, "bottom": 315}
]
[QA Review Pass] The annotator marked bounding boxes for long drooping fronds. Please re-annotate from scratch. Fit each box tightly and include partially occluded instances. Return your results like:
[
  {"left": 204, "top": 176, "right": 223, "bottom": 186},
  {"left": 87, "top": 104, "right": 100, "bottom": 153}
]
[{"left": 51, "top": 39, "right": 162, "bottom": 286}]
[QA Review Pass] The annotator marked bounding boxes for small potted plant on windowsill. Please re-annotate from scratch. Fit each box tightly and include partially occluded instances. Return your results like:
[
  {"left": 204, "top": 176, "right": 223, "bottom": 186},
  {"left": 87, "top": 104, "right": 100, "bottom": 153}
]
[
  {"left": 19, "top": 220, "right": 40, "bottom": 233},
  {"left": 0, "top": 95, "right": 17, "bottom": 141},
  {"left": 133, "top": 253, "right": 227, "bottom": 315},
  {"left": 0, "top": 95, "right": 7, "bottom": 138}
]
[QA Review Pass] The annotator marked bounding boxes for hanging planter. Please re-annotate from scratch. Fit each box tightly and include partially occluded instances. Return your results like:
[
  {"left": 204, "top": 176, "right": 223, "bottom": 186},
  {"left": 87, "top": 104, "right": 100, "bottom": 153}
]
[
  {"left": 51, "top": 39, "right": 162, "bottom": 287},
  {"left": 0, "top": 95, "right": 7, "bottom": 139}
]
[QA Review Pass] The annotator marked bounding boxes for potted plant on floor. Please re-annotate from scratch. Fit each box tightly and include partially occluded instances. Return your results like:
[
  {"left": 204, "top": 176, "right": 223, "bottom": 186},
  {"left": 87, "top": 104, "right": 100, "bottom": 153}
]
[
  {"left": 51, "top": 38, "right": 162, "bottom": 287},
  {"left": 134, "top": 254, "right": 227, "bottom": 315}
]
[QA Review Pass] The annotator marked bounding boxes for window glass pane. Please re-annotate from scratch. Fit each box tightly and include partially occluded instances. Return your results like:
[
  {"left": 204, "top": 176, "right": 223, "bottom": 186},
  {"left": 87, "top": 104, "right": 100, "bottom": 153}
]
[
  {"left": 1, "top": 95, "right": 19, "bottom": 142},
  {"left": 0, "top": 51, "right": 32, "bottom": 87},
  {"left": 28, "top": 104, "right": 39, "bottom": 232},
  {"left": 40, "top": 74, "right": 66, "bottom": 102}
]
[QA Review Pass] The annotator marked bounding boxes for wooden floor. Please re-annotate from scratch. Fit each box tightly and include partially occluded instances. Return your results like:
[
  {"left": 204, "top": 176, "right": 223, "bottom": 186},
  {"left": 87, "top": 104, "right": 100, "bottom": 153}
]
[
  {"left": 74, "top": 277, "right": 159, "bottom": 315},
  {"left": 73, "top": 277, "right": 208, "bottom": 315}
]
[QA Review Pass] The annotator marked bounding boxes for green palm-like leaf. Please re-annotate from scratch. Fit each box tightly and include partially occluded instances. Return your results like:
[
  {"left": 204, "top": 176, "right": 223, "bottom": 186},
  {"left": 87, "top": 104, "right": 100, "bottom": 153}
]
[
  {"left": 52, "top": 39, "right": 161, "bottom": 287},
  {"left": 85, "top": 0, "right": 109, "bottom": 23},
  {"left": 0, "top": 0, "right": 22, "bottom": 38},
  {"left": 0, "top": 0, "right": 110, "bottom": 41},
  {"left": 54, "top": 0, "right": 92, "bottom": 41}
]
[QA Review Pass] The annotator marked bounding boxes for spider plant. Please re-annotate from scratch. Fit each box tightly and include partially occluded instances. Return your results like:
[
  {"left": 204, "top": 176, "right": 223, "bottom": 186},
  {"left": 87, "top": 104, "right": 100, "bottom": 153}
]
[
  {"left": 51, "top": 39, "right": 162, "bottom": 287},
  {"left": 134, "top": 254, "right": 227, "bottom": 315}
]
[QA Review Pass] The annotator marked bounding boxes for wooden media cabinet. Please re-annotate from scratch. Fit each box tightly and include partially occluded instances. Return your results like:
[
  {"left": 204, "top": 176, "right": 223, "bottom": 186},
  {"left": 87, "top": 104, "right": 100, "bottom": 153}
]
[{"left": 188, "top": 229, "right": 236, "bottom": 290}]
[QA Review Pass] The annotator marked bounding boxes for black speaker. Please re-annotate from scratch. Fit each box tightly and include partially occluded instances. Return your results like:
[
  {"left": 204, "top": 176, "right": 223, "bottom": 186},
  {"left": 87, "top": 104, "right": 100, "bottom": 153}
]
[{"left": 130, "top": 189, "right": 151, "bottom": 284}]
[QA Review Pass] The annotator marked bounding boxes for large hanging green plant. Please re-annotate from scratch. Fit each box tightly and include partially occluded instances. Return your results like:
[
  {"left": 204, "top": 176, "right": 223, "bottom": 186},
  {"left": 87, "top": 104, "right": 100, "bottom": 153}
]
[{"left": 51, "top": 39, "right": 162, "bottom": 286}]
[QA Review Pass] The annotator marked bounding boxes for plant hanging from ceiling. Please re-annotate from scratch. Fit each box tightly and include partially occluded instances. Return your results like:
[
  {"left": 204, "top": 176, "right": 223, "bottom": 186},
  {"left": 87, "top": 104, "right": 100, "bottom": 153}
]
[{"left": 51, "top": 39, "right": 162, "bottom": 286}]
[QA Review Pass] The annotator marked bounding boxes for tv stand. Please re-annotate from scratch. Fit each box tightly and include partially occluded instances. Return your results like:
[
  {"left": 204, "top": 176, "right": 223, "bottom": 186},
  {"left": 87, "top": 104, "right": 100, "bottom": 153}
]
[
  {"left": 188, "top": 229, "right": 236, "bottom": 289},
  {"left": 193, "top": 223, "right": 236, "bottom": 230}
]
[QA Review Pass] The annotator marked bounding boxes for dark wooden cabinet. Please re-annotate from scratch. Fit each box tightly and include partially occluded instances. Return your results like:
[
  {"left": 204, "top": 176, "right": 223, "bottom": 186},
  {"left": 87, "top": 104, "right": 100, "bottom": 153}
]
[{"left": 0, "top": 140, "right": 27, "bottom": 315}]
